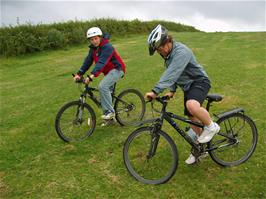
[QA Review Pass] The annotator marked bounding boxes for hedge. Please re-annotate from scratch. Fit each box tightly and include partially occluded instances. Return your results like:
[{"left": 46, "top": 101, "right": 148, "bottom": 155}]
[{"left": 0, "top": 18, "right": 199, "bottom": 56}]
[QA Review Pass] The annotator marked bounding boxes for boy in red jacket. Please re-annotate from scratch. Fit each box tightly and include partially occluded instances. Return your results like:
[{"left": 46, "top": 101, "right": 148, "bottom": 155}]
[{"left": 74, "top": 27, "right": 126, "bottom": 121}]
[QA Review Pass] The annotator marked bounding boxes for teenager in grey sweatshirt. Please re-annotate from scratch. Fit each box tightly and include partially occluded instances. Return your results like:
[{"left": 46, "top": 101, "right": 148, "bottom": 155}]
[{"left": 146, "top": 25, "right": 220, "bottom": 164}]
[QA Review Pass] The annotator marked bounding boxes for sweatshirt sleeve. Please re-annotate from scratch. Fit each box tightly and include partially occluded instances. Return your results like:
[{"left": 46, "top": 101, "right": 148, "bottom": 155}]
[
  {"left": 77, "top": 49, "right": 93, "bottom": 75},
  {"left": 153, "top": 46, "right": 191, "bottom": 94},
  {"left": 91, "top": 44, "right": 114, "bottom": 77}
]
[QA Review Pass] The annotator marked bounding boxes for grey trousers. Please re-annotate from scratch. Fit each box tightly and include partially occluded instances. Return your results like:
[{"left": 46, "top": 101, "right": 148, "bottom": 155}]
[{"left": 98, "top": 69, "right": 124, "bottom": 114}]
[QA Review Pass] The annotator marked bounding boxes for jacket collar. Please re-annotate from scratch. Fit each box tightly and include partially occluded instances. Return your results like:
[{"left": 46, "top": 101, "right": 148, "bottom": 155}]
[
  {"left": 160, "top": 41, "right": 175, "bottom": 60},
  {"left": 164, "top": 41, "right": 175, "bottom": 60},
  {"left": 89, "top": 38, "right": 109, "bottom": 49}
]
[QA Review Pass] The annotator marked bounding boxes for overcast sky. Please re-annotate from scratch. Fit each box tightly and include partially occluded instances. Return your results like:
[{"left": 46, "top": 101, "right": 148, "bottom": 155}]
[{"left": 1, "top": 0, "right": 265, "bottom": 32}]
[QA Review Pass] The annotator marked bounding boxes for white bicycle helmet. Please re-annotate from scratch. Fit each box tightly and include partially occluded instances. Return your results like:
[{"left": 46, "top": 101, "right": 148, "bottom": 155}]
[
  {"left": 147, "top": 24, "right": 168, "bottom": 55},
  {"left": 86, "top": 27, "right": 103, "bottom": 38}
]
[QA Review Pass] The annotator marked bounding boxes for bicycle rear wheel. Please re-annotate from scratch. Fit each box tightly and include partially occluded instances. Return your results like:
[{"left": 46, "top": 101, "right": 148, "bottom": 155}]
[
  {"left": 208, "top": 113, "right": 258, "bottom": 166},
  {"left": 55, "top": 101, "right": 96, "bottom": 142},
  {"left": 114, "top": 89, "right": 145, "bottom": 126},
  {"left": 123, "top": 127, "right": 178, "bottom": 184}
]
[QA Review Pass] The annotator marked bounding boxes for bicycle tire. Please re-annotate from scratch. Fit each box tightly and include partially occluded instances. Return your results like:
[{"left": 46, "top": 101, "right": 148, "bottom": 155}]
[
  {"left": 114, "top": 88, "right": 145, "bottom": 126},
  {"left": 55, "top": 101, "right": 96, "bottom": 142},
  {"left": 208, "top": 113, "right": 258, "bottom": 166},
  {"left": 123, "top": 126, "right": 178, "bottom": 184}
]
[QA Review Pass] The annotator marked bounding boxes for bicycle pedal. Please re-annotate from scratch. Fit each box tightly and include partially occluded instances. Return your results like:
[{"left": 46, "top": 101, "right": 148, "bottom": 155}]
[
  {"left": 197, "top": 152, "right": 209, "bottom": 162},
  {"left": 101, "top": 119, "right": 116, "bottom": 127}
]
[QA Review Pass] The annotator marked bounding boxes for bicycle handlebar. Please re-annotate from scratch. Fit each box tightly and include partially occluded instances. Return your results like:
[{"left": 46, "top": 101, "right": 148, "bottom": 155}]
[
  {"left": 156, "top": 96, "right": 171, "bottom": 103},
  {"left": 146, "top": 95, "right": 171, "bottom": 104},
  {"left": 71, "top": 74, "right": 98, "bottom": 92},
  {"left": 72, "top": 74, "right": 85, "bottom": 83}
]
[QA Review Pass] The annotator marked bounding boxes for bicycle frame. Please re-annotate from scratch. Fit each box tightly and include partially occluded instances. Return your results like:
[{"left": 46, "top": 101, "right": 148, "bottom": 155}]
[
  {"left": 79, "top": 83, "right": 117, "bottom": 108},
  {"left": 78, "top": 83, "right": 133, "bottom": 115},
  {"left": 163, "top": 111, "right": 203, "bottom": 150},
  {"left": 74, "top": 74, "right": 118, "bottom": 107},
  {"left": 145, "top": 97, "right": 246, "bottom": 156},
  {"left": 141, "top": 98, "right": 204, "bottom": 154}
]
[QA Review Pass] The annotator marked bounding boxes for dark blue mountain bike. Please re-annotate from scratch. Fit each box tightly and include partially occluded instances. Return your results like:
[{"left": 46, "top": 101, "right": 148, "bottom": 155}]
[{"left": 123, "top": 94, "right": 258, "bottom": 184}]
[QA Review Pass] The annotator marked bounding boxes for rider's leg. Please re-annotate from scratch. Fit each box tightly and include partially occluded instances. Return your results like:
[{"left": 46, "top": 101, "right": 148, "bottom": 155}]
[
  {"left": 99, "top": 69, "right": 124, "bottom": 118},
  {"left": 188, "top": 116, "right": 202, "bottom": 136},
  {"left": 186, "top": 100, "right": 212, "bottom": 127},
  {"left": 184, "top": 81, "right": 219, "bottom": 165},
  {"left": 186, "top": 99, "right": 220, "bottom": 143},
  {"left": 185, "top": 111, "right": 210, "bottom": 165},
  {"left": 184, "top": 82, "right": 209, "bottom": 136}
]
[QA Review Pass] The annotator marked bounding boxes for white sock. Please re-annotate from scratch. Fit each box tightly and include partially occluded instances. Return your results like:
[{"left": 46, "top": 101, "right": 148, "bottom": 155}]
[{"left": 207, "top": 121, "right": 215, "bottom": 129}]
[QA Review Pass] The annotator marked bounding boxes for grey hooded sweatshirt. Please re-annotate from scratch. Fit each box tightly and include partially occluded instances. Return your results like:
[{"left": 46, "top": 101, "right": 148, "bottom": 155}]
[{"left": 153, "top": 41, "right": 211, "bottom": 94}]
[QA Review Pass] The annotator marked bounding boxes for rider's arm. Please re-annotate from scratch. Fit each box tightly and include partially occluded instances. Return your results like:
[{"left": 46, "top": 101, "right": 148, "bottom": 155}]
[
  {"left": 153, "top": 46, "right": 191, "bottom": 94},
  {"left": 91, "top": 44, "right": 114, "bottom": 77},
  {"left": 169, "top": 84, "right": 177, "bottom": 93},
  {"left": 77, "top": 49, "right": 93, "bottom": 76}
]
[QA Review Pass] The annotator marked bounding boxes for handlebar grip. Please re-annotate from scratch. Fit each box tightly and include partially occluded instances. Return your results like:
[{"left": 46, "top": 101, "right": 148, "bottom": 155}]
[
  {"left": 72, "top": 73, "right": 84, "bottom": 83},
  {"left": 161, "top": 95, "right": 170, "bottom": 101}
]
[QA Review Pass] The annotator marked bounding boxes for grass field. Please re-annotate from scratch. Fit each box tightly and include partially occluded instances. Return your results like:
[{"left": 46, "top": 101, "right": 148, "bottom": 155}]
[{"left": 1, "top": 32, "right": 266, "bottom": 199}]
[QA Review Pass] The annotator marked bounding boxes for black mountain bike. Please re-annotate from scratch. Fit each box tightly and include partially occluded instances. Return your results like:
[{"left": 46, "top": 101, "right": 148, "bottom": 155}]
[
  {"left": 123, "top": 94, "right": 258, "bottom": 184},
  {"left": 55, "top": 75, "right": 146, "bottom": 142}
]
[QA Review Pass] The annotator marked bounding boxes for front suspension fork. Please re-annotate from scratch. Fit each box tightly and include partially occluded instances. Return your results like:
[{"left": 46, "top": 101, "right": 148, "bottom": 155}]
[
  {"left": 76, "top": 97, "right": 86, "bottom": 120},
  {"left": 146, "top": 126, "right": 161, "bottom": 160}
]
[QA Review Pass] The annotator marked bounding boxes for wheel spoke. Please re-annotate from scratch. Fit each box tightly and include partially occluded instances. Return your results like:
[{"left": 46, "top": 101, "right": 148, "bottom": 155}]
[
  {"left": 115, "top": 89, "right": 145, "bottom": 126},
  {"left": 55, "top": 101, "right": 96, "bottom": 142},
  {"left": 123, "top": 127, "right": 178, "bottom": 184},
  {"left": 209, "top": 113, "right": 257, "bottom": 166}
]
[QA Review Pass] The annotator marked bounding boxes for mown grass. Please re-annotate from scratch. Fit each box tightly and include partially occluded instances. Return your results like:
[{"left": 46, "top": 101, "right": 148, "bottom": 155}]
[{"left": 0, "top": 32, "right": 266, "bottom": 199}]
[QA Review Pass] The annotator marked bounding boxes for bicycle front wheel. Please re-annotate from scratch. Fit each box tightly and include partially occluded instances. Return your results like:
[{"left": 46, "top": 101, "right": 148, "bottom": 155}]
[
  {"left": 208, "top": 113, "right": 258, "bottom": 166},
  {"left": 114, "top": 89, "right": 145, "bottom": 126},
  {"left": 123, "top": 127, "right": 178, "bottom": 184},
  {"left": 55, "top": 101, "right": 96, "bottom": 142}
]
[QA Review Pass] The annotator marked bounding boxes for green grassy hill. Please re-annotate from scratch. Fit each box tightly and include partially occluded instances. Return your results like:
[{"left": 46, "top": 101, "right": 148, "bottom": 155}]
[{"left": 1, "top": 32, "right": 265, "bottom": 198}]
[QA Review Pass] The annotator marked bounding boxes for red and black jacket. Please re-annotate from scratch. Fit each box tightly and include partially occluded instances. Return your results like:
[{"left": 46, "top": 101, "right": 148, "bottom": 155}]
[{"left": 78, "top": 35, "right": 126, "bottom": 77}]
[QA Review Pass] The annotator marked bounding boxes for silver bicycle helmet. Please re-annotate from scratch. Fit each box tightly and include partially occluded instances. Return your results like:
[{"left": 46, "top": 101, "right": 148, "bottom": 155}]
[
  {"left": 147, "top": 24, "right": 169, "bottom": 55},
  {"left": 86, "top": 27, "right": 102, "bottom": 38}
]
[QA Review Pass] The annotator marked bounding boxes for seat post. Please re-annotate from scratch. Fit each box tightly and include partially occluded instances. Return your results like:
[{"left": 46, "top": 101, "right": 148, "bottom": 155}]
[
  {"left": 205, "top": 94, "right": 223, "bottom": 111},
  {"left": 206, "top": 100, "right": 212, "bottom": 111}
]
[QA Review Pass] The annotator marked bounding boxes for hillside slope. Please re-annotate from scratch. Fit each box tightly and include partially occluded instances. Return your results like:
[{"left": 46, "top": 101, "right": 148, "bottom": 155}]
[{"left": 1, "top": 32, "right": 265, "bottom": 198}]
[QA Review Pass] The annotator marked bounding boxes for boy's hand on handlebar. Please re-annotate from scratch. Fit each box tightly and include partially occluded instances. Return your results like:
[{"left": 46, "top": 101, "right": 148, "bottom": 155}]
[
  {"left": 84, "top": 77, "right": 91, "bottom": 84},
  {"left": 73, "top": 74, "right": 82, "bottom": 82},
  {"left": 84, "top": 74, "right": 94, "bottom": 84}
]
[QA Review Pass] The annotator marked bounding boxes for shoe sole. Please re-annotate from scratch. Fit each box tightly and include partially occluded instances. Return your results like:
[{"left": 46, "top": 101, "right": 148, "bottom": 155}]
[
  {"left": 101, "top": 119, "right": 116, "bottom": 127},
  {"left": 101, "top": 115, "right": 115, "bottom": 120},
  {"left": 185, "top": 153, "right": 209, "bottom": 165},
  {"left": 198, "top": 127, "right": 220, "bottom": 143}
]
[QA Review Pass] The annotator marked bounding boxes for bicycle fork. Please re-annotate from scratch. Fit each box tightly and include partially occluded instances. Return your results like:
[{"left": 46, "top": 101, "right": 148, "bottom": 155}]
[
  {"left": 74, "top": 97, "right": 86, "bottom": 124},
  {"left": 146, "top": 128, "right": 161, "bottom": 160}
]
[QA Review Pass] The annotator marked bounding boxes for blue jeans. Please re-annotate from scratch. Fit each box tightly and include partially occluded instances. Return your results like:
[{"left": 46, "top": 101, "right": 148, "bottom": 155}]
[{"left": 98, "top": 69, "right": 124, "bottom": 114}]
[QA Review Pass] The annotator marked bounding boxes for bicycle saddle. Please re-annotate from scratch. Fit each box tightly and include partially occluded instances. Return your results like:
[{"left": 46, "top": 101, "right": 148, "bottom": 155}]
[{"left": 206, "top": 94, "right": 223, "bottom": 102}]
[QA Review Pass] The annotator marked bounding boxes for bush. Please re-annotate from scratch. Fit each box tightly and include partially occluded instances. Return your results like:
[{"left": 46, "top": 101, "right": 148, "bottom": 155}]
[
  {"left": 47, "top": 29, "right": 66, "bottom": 49},
  {"left": 0, "top": 18, "right": 199, "bottom": 57},
  {"left": 66, "top": 27, "right": 85, "bottom": 45}
]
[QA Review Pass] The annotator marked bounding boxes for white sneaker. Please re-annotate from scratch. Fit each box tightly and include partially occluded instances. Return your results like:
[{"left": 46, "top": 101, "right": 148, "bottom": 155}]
[
  {"left": 185, "top": 154, "right": 196, "bottom": 164},
  {"left": 185, "top": 152, "right": 209, "bottom": 165},
  {"left": 198, "top": 122, "right": 220, "bottom": 143},
  {"left": 101, "top": 112, "right": 115, "bottom": 120}
]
